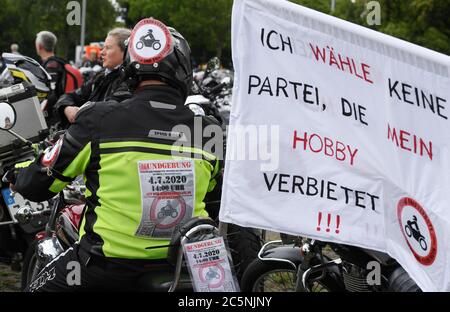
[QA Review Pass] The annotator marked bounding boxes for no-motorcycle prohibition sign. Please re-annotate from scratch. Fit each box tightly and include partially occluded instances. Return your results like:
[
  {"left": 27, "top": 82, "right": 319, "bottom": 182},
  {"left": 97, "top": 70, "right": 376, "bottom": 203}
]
[
  {"left": 150, "top": 196, "right": 186, "bottom": 229},
  {"left": 397, "top": 197, "right": 437, "bottom": 266}
]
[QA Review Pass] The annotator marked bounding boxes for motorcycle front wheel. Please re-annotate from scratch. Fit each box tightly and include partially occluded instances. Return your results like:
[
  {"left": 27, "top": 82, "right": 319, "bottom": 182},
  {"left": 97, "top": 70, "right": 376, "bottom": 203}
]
[
  {"left": 152, "top": 41, "right": 161, "bottom": 50},
  {"left": 405, "top": 225, "right": 412, "bottom": 237},
  {"left": 241, "top": 258, "right": 342, "bottom": 292},
  {"left": 226, "top": 224, "right": 262, "bottom": 282},
  {"left": 21, "top": 240, "right": 41, "bottom": 291}
]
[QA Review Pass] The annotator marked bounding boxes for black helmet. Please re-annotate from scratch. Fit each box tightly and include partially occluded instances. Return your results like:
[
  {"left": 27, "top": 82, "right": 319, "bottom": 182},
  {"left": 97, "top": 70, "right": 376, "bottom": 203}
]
[{"left": 122, "top": 18, "right": 192, "bottom": 100}]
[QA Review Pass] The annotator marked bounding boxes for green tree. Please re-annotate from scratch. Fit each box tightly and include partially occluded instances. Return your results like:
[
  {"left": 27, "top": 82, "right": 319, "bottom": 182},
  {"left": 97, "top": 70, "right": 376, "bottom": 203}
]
[
  {"left": 119, "top": 0, "right": 232, "bottom": 64},
  {"left": 292, "top": 0, "right": 450, "bottom": 55},
  {"left": 289, "top": 0, "right": 332, "bottom": 14},
  {"left": 0, "top": 0, "right": 118, "bottom": 62},
  {"left": 118, "top": 0, "right": 180, "bottom": 26},
  {"left": 170, "top": 0, "right": 232, "bottom": 60}
]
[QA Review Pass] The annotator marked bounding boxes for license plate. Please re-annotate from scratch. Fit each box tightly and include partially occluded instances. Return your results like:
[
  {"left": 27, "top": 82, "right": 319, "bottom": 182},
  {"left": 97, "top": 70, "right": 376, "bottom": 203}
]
[{"left": 1, "top": 188, "right": 51, "bottom": 223}]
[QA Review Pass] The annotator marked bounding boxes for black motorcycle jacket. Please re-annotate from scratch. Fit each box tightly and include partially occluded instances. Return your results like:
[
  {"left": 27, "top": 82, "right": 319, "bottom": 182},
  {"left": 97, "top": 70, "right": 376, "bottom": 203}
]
[
  {"left": 54, "top": 68, "right": 129, "bottom": 124},
  {"left": 14, "top": 85, "right": 222, "bottom": 260}
]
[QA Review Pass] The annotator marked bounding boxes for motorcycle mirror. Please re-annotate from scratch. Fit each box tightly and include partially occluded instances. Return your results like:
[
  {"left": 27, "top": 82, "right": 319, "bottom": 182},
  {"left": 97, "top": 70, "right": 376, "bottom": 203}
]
[
  {"left": 0, "top": 100, "right": 16, "bottom": 130},
  {"left": 0, "top": 101, "right": 33, "bottom": 146}
]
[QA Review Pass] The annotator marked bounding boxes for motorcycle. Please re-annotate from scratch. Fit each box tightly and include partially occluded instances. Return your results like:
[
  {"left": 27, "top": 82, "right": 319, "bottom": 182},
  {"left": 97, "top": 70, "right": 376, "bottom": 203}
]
[
  {"left": 136, "top": 30, "right": 161, "bottom": 51},
  {"left": 206, "top": 267, "right": 221, "bottom": 281},
  {"left": 18, "top": 189, "right": 252, "bottom": 291},
  {"left": 187, "top": 57, "right": 234, "bottom": 130},
  {"left": 15, "top": 179, "right": 85, "bottom": 290},
  {"left": 17, "top": 188, "right": 234, "bottom": 291},
  {"left": 158, "top": 201, "right": 179, "bottom": 219},
  {"left": 0, "top": 96, "right": 52, "bottom": 271},
  {"left": 241, "top": 234, "right": 421, "bottom": 292},
  {"left": 405, "top": 216, "right": 427, "bottom": 251}
]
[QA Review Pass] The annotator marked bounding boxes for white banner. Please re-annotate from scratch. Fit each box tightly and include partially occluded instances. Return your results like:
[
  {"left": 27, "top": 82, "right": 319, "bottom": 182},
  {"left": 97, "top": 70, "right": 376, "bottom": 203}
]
[{"left": 220, "top": 0, "right": 450, "bottom": 291}]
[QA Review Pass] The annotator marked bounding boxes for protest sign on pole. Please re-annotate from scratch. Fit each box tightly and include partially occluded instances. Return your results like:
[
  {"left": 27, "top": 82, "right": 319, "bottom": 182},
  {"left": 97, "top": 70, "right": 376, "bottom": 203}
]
[{"left": 220, "top": 0, "right": 450, "bottom": 291}]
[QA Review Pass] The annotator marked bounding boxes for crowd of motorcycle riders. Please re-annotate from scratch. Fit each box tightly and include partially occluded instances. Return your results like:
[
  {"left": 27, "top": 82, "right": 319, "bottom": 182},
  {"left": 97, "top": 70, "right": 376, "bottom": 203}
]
[{"left": 0, "top": 18, "right": 234, "bottom": 292}]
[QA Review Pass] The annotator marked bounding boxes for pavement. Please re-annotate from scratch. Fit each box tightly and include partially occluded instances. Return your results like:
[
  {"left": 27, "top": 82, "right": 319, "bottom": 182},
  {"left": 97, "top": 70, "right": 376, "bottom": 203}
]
[{"left": 0, "top": 263, "right": 21, "bottom": 292}]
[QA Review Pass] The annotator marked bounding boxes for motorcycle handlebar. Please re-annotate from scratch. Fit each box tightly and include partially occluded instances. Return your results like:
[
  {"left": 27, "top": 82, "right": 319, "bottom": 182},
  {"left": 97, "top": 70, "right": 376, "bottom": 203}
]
[
  {"left": 2, "top": 169, "right": 16, "bottom": 184},
  {"left": 207, "top": 82, "right": 227, "bottom": 96}
]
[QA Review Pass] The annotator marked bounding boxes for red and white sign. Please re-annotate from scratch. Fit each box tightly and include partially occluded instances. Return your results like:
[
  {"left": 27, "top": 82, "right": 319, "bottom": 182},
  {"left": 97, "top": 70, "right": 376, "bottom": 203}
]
[
  {"left": 397, "top": 197, "right": 437, "bottom": 266},
  {"left": 129, "top": 18, "right": 173, "bottom": 65},
  {"left": 220, "top": 0, "right": 450, "bottom": 291},
  {"left": 149, "top": 196, "right": 186, "bottom": 229},
  {"left": 199, "top": 264, "right": 226, "bottom": 289},
  {"left": 183, "top": 237, "right": 239, "bottom": 292},
  {"left": 135, "top": 159, "right": 195, "bottom": 239}
]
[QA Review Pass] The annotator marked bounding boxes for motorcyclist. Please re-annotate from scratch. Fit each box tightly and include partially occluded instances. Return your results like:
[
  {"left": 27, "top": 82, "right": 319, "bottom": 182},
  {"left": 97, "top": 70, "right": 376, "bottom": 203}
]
[
  {"left": 35, "top": 31, "right": 66, "bottom": 126},
  {"left": 145, "top": 29, "right": 155, "bottom": 42},
  {"left": 8, "top": 18, "right": 221, "bottom": 292},
  {"left": 409, "top": 215, "right": 419, "bottom": 232},
  {"left": 10, "top": 43, "right": 21, "bottom": 55},
  {"left": 54, "top": 28, "right": 132, "bottom": 125}
]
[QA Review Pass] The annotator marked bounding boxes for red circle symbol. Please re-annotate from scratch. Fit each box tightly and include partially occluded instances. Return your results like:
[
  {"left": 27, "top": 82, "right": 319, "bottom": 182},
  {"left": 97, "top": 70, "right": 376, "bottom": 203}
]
[
  {"left": 150, "top": 196, "right": 186, "bottom": 229},
  {"left": 199, "top": 264, "right": 225, "bottom": 289},
  {"left": 397, "top": 197, "right": 437, "bottom": 266},
  {"left": 129, "top": 18, "right": 173, "bottom": 65}
]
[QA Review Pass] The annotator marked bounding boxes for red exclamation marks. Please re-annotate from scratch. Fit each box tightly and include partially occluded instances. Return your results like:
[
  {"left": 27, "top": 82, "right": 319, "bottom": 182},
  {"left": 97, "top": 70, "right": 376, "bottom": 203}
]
[
  {"left": 317, "top": 212, "right": 322, "bottom": 231},
  {"left": 317, "top": 212, "right": 341, "bottom": 234},
  {"left": 336, "top": 215, "right": 341, "bottom": 234},
  {"left": 326, "top": 213, "right": 331, "bottom": 232}
]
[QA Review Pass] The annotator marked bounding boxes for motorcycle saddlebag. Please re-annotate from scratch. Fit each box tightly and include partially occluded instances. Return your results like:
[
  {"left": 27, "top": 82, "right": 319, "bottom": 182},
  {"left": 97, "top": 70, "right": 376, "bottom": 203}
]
[{"left": 0, "top": 82, "right": 48, "bottom": 156}]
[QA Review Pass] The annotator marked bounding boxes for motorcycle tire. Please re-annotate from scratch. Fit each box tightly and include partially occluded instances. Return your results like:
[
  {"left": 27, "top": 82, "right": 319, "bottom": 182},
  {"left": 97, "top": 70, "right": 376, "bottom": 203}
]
[
  {"left": 226, "top": 223, "right": 262, "bottom": 282},
  {"left": 21, "top": 240, "right": 40, "bottom": 291},
  {"left": 152, "top": 41, "right": 161, "bottom": 50},
  {"left": 405, "top": 225, "right": 412, "bottom": 237},
  {"left": 136, "top": 41, "right": 144, "bottom": 50},
  {"left": 241, "top": 258, "right": 343, "bottom": 292},
  {"left": 419, "top": 238, "right": 427, "bottom": 251},
  {"left": 388, "top": 267, "right": 421, "bottom": 292}
]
